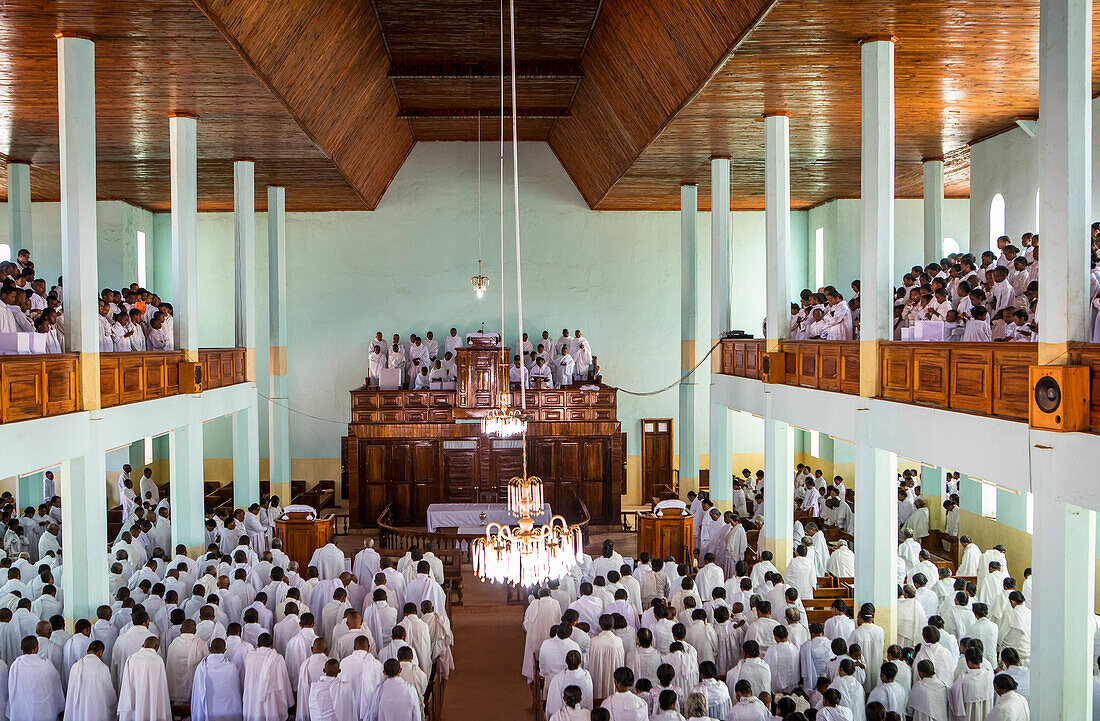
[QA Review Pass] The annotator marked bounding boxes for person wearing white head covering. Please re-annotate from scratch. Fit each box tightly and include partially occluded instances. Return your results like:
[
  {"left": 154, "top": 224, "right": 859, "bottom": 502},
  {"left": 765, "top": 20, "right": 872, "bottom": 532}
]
[
  {"left": 571, "top": 341, "right": 593, "bottom": 381},
  {"left": 555, "top": 348, "right": 575, "bottom": 388}
]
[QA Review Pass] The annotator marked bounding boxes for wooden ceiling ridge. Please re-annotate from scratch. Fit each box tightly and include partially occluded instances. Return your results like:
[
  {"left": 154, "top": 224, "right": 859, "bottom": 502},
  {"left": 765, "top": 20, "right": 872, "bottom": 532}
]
[{"left": 388, "top": 62, "right": 585, "bottom": 79}]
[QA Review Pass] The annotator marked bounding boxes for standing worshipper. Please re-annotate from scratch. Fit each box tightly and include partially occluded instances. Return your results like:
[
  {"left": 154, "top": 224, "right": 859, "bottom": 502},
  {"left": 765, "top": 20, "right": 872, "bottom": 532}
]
[
  {"left": 65, "top": 641, "right": 117, "bottom": 721},
  {"left": 365, "top": 658, "right": 422, "bottom": 721},
  {"left": 308, "top": 538, "right": 346, "bottom": 581},
  {"left": 572, "top": 341, "right": 593, "bottom": 382},
  {"left": 589, "top": 615, "right": 626, "bottom": 701},
  {"left": 985, "top": 674, "right": 1029, "bottom": 721},
  {"left": 847, "top": 603, "right": 884, "bottom": 694},
  {"left": 190, "top": 638, "right": 244, "bottom": 721},
  {"left": 242, "top": 634, "right": 293, "bottom": 721},
  {"left": 166, "top": 619, "right": 209, "bottom": 704},
  {"left": 948, "top": 647, "right": 994, "bottom": 721},
  {"left": 599, "top": 667, "right": 648, "bottom": 721},
  {"left": 117, "top": 637, "right": 172, "bottom": 721},
  {"left": 906, "top": 660, "right": 949, "bottom": 721},
  {"left": 308, "top": 658, "right": 356, "bottom": 721},
  {"left": 8, "top": 636, "right": 64, "bottom": 721}
]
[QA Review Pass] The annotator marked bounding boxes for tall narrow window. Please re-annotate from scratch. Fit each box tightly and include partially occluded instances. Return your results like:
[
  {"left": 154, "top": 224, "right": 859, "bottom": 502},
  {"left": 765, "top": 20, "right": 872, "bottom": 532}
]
[
  {"left": 989, "top": 193, "right": 1006, "bottom": 253},
  {"left": 981, "top": 482, "right": 997, "bottom": 519},
  {"left": 942, "top": 237, "right": 960, "bottom": 256},
  {"left": 136, "top": 230, "right": 147, "bottom": 288},
  {"left": 1025, "top": 492, "right": 1034, "bottom": 534},
  {"left": 1034, "top": 188, "right": 1040, "bottom": 233},
  {"left": 143, "top": 436, "right": 154, "bottom": 465},
  {"left": 810, "top": 431, "right": 820, "bottom": 458},
  {"left": 0, "top": 244, "right": 9, "bottom": 263},
  {"left": 814, "top": 227, "right": 824, "bottom": 289}
]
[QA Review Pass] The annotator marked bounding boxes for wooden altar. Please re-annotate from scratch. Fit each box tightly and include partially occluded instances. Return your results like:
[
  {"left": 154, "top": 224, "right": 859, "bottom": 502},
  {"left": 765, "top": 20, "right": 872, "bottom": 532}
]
[
  {"left": 275, "top": 512, "right": 336, "bottom": 568},
  {"left": 343, "top": 338, "right": 623, "bottom": 528},
  {"left": 637, "top": 512, "right": 694, "bottom": 565}
]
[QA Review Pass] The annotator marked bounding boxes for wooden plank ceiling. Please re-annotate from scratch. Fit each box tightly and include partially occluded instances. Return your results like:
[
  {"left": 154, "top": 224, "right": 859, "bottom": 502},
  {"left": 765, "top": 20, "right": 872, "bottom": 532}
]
[
  {"left": 0, "top": 0, "right": 366, "bottom": 211},
  {"left": 1, "top": 1, "right": 1097, "bottom": 212},
  {"left": 592, "top": 0, "right": 1100, "bottom": 210}
]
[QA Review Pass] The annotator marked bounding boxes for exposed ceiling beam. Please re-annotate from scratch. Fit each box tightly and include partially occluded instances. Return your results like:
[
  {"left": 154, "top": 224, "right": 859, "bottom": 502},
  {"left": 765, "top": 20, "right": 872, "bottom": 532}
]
[
  {"left": 397, "top": 108, "right": 572, "bottom": 119},
  {"left": 388, "top": 62, "right": 584, "bottom": 80}
]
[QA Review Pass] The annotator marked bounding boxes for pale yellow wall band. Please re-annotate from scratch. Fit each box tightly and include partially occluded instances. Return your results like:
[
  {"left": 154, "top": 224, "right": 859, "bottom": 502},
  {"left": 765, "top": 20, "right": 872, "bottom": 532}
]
[{"left": 270, "top": 346, "right": 288, "bottom": 375}]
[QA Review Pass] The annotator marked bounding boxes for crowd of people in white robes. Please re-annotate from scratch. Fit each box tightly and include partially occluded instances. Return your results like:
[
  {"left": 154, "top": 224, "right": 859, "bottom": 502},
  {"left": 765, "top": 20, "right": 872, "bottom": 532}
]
[
  {"left": 367, "top": 328, "right": 596, "bottom": 390},
  {"left": 774, "top": 232, "right": 1068, "bottom": 344},
  {"left": 0, "top": 474, "right": 454, "bottom": 721},
  {"left": 522, "top": 463, "right": 1040, "bottom": 721},
  {"left": 0, "top": 249, "right": 177, "bottom": 354}
]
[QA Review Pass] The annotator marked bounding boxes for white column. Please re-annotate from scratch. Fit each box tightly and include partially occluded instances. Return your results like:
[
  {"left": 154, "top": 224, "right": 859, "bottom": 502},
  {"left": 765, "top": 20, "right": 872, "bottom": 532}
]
[
  {"left": 57, "top": 34, "right": 101, "bottom": 407},
  {"left": 268, "top": 186, "right": 291, "bottom": 501},
  {"left": 7, "top": 163, "right": 31, "bottom": 258},
  {"left": 764, "top": 114, "right": 791, "bottom": 353},
  {"left": 170, "top": 113, "right": 199, "bottom": 360},
  {"left": 859, "top": 37, "right": 895, "bottom": 397},
  {"left": 1038, "top": 0, "right": 1092, "bottom": 363},
  {"left": 679, "top": 184, "right": 700, "bottom": 494},
  {"left": 59, "top": 423, "right": 108, "bottom": 622},
  {"left": 854, "top": 411, "right": 898, "bottom": 642},
  {"left": 1031, "top": 440, "right": 1096, "bottom": 719},
  {"left": 234, "top": 159, "right": 256, "bottom": 377},
  {"left": 708, "top": 157, "right": 731, "bottom": 508},
  {"left": 762, "top": 402, "right": 793, "bottom": 570},
  {"left": 170, "top": 402, "right": 206, "bottom": 554},
  {"left": 922, "top": 159, "right": 944, "bottom": 264}
]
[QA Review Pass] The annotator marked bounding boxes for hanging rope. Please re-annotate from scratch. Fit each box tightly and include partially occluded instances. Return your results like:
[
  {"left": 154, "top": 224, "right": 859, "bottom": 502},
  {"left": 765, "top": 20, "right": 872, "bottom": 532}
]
[{"left": 614, "top": 338, "right": 724, "bottom": 397}]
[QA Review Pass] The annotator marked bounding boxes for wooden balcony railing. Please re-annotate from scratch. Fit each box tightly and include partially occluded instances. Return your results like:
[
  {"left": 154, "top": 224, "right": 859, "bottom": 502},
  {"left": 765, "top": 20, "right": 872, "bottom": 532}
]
[
  {"left": 718, "top": 338, "right": 1100, "bottom": 429},
  {"left": 0, "top": 348, "right": 249, "bottom": 424}
]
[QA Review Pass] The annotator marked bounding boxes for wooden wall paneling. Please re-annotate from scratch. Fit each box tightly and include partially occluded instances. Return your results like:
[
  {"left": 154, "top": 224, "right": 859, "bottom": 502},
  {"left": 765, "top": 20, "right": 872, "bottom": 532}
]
[
  {"left": 143, "top": 356, "right": 166, "bottom": 399},
  {"left": 880, "top": 345, "right": 914, "bottom": 402},
  {"left": 783, "top": 345, "right": 798, "bottom": 380},
  {"left": 797, "top": 344, "right": 819, "bottom": 388},
  {"left": 43, "top": 357, "right": 78, "bottom": 416},
  {"left": 730, "top": 341, "right": 745, "bottom": 376},
  {"left": 1070, "top": 345, "right": 1100, "bottom": 429},
  {"left": 992, "top": 346, "right": 1037, "bottom": 420},
  {"left": 949, "top": 347, "right": 994, "bottom": 415},
  {"left": 442, "top": 447, "right": 478, "bottom": 503},
  {"left": 818, "top": 343, "right": 841, "bottom": 391},
  {"left": 118, "top": 355, "right": 145, "bottom": 405},
  {"left": 166, "top": 360, "right": 180, "bottom": 396},
  {"left": 412, "top": 441, "right": 440, "bottom": 518},
  {"left": 388, "top": 443, "right": 414, "bottom": 523},
  {"left": 746, "top": 342, "right": 762, "bottom": 379},
  {"left": 839, "top": 343, "right": 861, "bottom": 395},
  {"left": 581, "top": 440, "right": 608, "bottom": 521},
  {"left": 100, "top": 356, "right": 121, "bottom": 408},
  {"left": 0, "top": 358, "right": 44, "bottom": 423},
  {"left": 912, "top": 348, "right": 950, "bottom": 406}
]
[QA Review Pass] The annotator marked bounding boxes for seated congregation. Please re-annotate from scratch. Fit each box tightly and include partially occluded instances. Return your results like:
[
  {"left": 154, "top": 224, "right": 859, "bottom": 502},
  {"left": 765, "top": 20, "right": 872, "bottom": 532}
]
[
  {"left": 0, "top": 249, "right": 177, "bottom": 354},
  {"left": 522, "top": 466, "right": 1036, "bottom": 721},
  {"left": 0, "top": 473, "right": 453, "bottom": 721},
  {"left": 774, "top": 230, "right": 1100, "bottom": 343}
]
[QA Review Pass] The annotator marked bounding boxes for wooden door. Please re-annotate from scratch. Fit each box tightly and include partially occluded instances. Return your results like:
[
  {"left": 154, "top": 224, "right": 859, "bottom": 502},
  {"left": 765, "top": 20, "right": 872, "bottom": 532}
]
[
  {"left": 489, "top": 442, "right": 524, "bottom": 499},
  {"left": 443, "top": 442, "right": 479, "bottom": 503},
  {"left": 387, "top": 443, "right": 414, "bottom": 523},
  {"left": 411, "top": 442, "right": 440, "bottom": 522},
  {"left": 642, "top": 418, "right": 673, "bottom": 503},
  {"left": 357, "top": 442, "right": 388, "bottom": 526}
]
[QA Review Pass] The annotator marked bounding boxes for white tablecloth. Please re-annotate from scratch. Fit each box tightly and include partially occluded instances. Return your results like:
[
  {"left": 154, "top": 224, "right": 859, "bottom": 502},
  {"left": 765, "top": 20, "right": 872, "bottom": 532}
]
[{"left": 426, "top": 503, "right": 552, "bottom": 532}]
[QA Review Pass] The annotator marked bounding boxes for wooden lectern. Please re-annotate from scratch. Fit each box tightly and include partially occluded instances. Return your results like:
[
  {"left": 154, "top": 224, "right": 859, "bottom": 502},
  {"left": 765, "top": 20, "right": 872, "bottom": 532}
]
[
  {"left": 274, "top": 512, "right": 336, "bottom": 568},
  {"left": 637, "top": 512, "right": 694, "bottom": 566}
]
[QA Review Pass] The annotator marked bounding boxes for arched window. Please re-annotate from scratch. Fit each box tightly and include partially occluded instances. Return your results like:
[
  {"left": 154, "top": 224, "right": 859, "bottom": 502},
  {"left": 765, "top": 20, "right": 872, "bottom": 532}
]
[
  {"left": 942, "top": 237, "right": 960, "bottom": 256},
  {"left": 0, "top": 243, "right": 9, "bottom": 263},
  {"left": 989, "top": 193, "right": 1006, "bottom": 253}
]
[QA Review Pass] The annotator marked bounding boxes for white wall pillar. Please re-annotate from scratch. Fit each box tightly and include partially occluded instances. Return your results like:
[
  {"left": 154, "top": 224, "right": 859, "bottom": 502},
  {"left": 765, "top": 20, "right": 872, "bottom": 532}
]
[
  {"left": 268, "top": 186, "right": 291, "bottom": 501},
  {"left": 234, "top": 159, "right": 256, "bottom": 378},
  {"left": 764, "top": 114, "right": 791, "bottom": 353},
  {"left": 679, "top": 184, "right": 700, "bottom": 494},
  {"left": 763, "top": 401, "right": 793, "bottom": 570},
  {"left": 709, "top": 157, "right": 731, "bottom": 506},
  {"left": 1038, "top": 0, "right": 1092, "bottom": 363},
  {"left": 7, "top": 162, "right": 31, "bottom": 258},
  {"left": 854, "top": 411, "right": 898, "bottom": 642},
  {"left": 169, "top": 402, "right": 206, "bottom": 554},
  {"left": 59, "top": 423, "right": 108, "bottom": 622},
  {"left": 923, "top": 159, "right": 944, "bottom": 264},
  {"left": 57, "top": 34, "right": 101, "bottom": 408},
  {"left": 170, "top": 113, "right": 199, "bottom": 360},
  {"left": 1031, "top": 440, "right": 1096, "bottom": 719},
  {"left": 859, "top": 37, "right": 895, "bottom": 397},
  {"left": 233, "top": 401, "right": 261, "bottom": 508}
]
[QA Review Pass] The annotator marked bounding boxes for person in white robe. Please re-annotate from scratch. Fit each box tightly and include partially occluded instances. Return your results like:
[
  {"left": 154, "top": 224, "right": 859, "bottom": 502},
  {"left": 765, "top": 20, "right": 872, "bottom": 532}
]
[
  {"left": 907, "top": 659, "right": 949, "bottom": 721},
  {"left": 308, "top": 659, "right": 356, "bottom": 721},
  {"left": 555, "top": 349, "right": 575, "bottom": 387},
  {"left": 896, "top": 585, "right": 927, "bottom": 649},
  {"left": 364, "top": 590, "right": 399, "bottom": 650},
  {"left": 189, "top": 638, "right": 243, "bottom": 721},
  {"left": 866, "top": 661, "right": 907, "bottom": 716},
  {"left": 545, "top": 651, "right": 593, "bottom": 718},
  {"left": 338, "top": 636, "right": 383, "bottom": 716},
  {"left": 956, "top": 538, "right": 981, "bottom": 577},
  {"left": 530, "top": 357, "right": 554, "bottom": 388},
  {"left": 692, "top": 663, "right": 733, "bottom": 719},
  {"left": 589, "top": 616, "right": 625, "bottom": 700},
  {"left": 997, "top": 592, "right": 1031, "bottom": 664},
  {"left": 763, "top": 626, "right": 800, "bottom": 693},
  {"left": 138, "top": 468, "right": 159, "bottom": 504},
  {"left": 901, "top": 500, "right": 930, "bottom": 540},
  {"left": 353, "top": 540, "right": 382, "bottom": 587},
  {"left": 828, "top": 660, "right": 865, "bottom": 721},
  {"left": 784, "top": 545, "right": 817, "bottom": 601},
  {"left": 308, "top": 541, "right": 346, "bottom": 581},
  {"left": 295, "top": 640, "right": 329, "bottom": 721},
  {"left": 948, "top": 647, "right": 994, "bottom": 721},
  {"left": 365, "top": 659, "right": 422, "bottom": 721},
  {"left": 826, "top": 540, "right": 855, "bottom": 579},
  {"left": 599, "top": 667, "right": 648, "bottom": 721},
  {"left": 166, "top": 620, "right": 209, "bottom": 703},
  {"left": 847, "top": 603, "right": 884, "bottom": 694},
  {"left": 728, "top": 679, "right": 771, "bottom": 721},
  {"left": 117, "top": 638, "right": 172, "bottom": 721},
  {"left": 65, "top": 641, "right": 117, "bottom": 721},
  {"left": 522, "top": 588, "right": 561, "bottom": 681},
  {"left": 822, "top": 292, "right": 854, "bottom": 339},
  {"left": 242, "top": 635, "right": 293, "bottom": 721},
  {"left": 986, "top": 674, "right": 1029, "bottom": 721},
  {"left": 368, "top": 347, "right": 386, "bottom": 386},
  {"left": 8, "top": 636, "right": 64, "bottom": 721},
  {"left": 571, "top": 342, "right": 593, "bottom": 381},
  {"left": 405, "top": 563, "right": 446, "bottom": 617}
]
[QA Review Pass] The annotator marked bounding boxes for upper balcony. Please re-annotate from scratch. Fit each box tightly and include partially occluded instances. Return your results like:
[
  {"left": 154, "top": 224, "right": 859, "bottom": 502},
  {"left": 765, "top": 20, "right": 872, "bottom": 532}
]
[{"left": 0, "top": 348, "right": 249, "bottom": 424}]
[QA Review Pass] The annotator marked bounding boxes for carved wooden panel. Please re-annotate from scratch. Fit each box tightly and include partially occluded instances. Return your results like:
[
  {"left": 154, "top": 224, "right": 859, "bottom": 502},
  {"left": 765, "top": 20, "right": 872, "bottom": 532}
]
[
  {"left": 818, "top": 344, "right": 841, "bottom": 391},
  {"left": 992, "top": 347, "right": 1037, "bottom": 420},
  {"left": 839, "top": 344, "right": 860, "bottom": 395},
  {"left": 880, "top": 345, "right": 914, "bottom": 402},
  {"left": 43, "top": 358, "right": 77, "bottom": 416},
  {"left": 1069, "top": 344, "right": 1100, "bottom": 430},
  {"left": 144, "top": 357, "right": 166, "bottom": 399},
  {"left": 912, "top": 350, "right": 949, "bottom": 406},
  {"left": 119, "top": 356, "right": 145, "bottom": 405},
  {"left": 100, "top": 356, "right": 121, "bottom": 408},
  {"left": 1, "top": 359, "right": 44, "bottom": 423},
  {"left": 950, "top": 349, "right": 994, "bottom": 415},
  {"left": 797, "top": 344, "right": 818, "bottom": 387}
]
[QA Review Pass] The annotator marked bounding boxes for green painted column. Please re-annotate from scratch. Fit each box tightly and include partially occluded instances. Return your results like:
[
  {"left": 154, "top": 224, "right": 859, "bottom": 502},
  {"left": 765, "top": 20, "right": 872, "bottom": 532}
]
[
  {"left": 7, "top": 163, "right": 31, "bottom": 258},
  {"left": 233, "top": 402, "right": 261, "bottom": 507},
  {"left": 169, "top": 404, "right": 206, "bottom": 554},
  {"left": 921, "top": 466, "right": 946, "bottom": 529},
  {"left": 128, "top": 440, "right": 146, "bottom": 472},
  {"left": 232, "top": 160, "right": 261, "bottom": 508},
  {"left": 958, "top": 474, "right": 984, "bottom": 516},
  {"left": 763, "top": 408, "right": 793, "bottom": 570},
  {"left": 854, "top": 411, "right": 899, "bottom": 644},
  {"left": 678, "top": 183, "right": 700, "bottom": 495},
  {"left": 18, "top": 473, "right": 41, "bottom": 507},
  {"left": 267, "top": 186, "right": 292, "bottom": 501},
  {"left": 996, "top": 488, "right": 1027, "bottom": 532},
  {"left": 60, "top": 423, "right": 109, "bottom": 621},
  {"left": 708, "top": 157, "right": 731, "bottom": 507}
]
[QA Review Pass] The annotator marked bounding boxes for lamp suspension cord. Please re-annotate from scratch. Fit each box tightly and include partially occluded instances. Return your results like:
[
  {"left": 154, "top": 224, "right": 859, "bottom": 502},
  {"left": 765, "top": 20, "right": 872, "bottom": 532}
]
[
  {"left": 476, "top": 111, "right": 482, "bottom": 274},
  {"left": 507, "top": 0, "right": 529, "bottom": 478},
  {"left": 499, "top": 0, "right": 507, "bottom": 372}
]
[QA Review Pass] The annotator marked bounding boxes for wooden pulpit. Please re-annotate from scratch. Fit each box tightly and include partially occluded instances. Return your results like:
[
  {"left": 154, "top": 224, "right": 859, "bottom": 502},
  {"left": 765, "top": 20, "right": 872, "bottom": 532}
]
[
  {"left": 637, "top": 512, "right": 694, "bottom": 566},
  {"left": 274, "top": 512, "right": 336, "bottom": 568},
  {"left": 454, "top": 337, "right": 509, "bottom": 418}
]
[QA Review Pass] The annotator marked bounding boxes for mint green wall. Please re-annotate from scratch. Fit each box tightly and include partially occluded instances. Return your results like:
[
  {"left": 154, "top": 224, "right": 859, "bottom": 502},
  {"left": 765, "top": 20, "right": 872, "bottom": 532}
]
[
  {"left": 806, "top": 198, "right": 970, "bottom": 291},
  {"left": 0, "top": 200, "right": 154, "bottom": 292}
]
